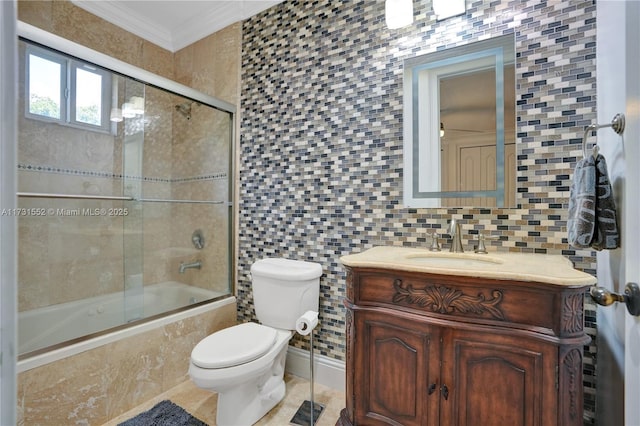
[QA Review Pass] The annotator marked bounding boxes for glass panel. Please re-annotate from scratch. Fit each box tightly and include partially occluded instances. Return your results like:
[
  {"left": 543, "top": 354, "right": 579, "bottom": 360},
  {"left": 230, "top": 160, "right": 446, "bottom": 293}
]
[
  {"left": 18, "top": 42, "right": 125, "bottom": 355},
  {"left": 17, "top": 40, "right": 233, "bottom": 357},
  {"left": 141, "top": 86, "right": 232, "bottom": 314},
  {"left": 122, "top": 76, "right": 145, "bottom": 323},
  {"left": 75, "top": 67, "right": 102, "bottom": 125},
  {"left": 28, "top": 53, "right": 61, "bottom": 119}
]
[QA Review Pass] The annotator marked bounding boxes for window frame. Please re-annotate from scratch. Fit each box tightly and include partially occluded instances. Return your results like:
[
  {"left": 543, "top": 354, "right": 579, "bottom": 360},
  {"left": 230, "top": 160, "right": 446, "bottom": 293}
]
[{"left": 25, "top": 44, "right": 112, "bottom": 134}]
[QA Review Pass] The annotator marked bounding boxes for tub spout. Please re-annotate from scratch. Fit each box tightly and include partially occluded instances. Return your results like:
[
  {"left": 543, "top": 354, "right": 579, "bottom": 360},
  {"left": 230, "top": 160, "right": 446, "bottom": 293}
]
[{"left": 179, "top": 260, "right": 202, "bottom": 274}]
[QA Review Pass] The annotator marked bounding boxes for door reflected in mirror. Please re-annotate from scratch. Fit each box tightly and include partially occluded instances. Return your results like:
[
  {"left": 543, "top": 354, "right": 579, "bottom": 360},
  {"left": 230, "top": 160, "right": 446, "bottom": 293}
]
[{"left": 403, "top": 34, "right": 516, "bottom": 208}]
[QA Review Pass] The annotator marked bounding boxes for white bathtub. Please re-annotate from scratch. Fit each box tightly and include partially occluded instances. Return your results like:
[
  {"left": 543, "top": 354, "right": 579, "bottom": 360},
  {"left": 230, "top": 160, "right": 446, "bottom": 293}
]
[{"left": 18, "top": 281, "right": 229, "bottom": 362}]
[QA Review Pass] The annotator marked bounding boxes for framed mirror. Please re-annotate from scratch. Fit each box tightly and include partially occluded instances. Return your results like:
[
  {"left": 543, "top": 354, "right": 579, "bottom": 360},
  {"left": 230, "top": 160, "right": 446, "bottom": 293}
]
[{"left": 403, "top": 34, "right": 516, "bottom": 208}]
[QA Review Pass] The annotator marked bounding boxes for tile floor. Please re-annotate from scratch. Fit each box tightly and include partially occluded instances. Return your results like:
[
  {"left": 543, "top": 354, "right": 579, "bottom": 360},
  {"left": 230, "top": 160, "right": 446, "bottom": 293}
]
[{"left": 103, "top": 374, "right": 344, "bottom": 426}]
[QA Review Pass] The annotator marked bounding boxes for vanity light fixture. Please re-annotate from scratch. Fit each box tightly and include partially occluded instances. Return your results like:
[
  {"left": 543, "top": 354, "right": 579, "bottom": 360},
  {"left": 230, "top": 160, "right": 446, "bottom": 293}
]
[
  {"left": 432, "top": 0, "right": 466, "bottom": 21},
  {"left": 385, "top": 0, "right": 413, "bottom": 29}
]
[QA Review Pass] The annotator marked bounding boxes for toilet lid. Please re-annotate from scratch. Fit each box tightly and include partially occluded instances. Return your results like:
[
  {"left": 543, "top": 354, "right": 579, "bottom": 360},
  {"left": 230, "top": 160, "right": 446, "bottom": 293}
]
[{"left": 191, "top": 322, "right": 278, "bottom": 369}]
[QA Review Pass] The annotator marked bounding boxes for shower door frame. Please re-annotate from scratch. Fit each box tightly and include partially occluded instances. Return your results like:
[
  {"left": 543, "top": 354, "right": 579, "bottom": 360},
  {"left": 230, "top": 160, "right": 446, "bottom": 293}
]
[{"left": 16, "top": 20, "right": 238, "bottom": 318}]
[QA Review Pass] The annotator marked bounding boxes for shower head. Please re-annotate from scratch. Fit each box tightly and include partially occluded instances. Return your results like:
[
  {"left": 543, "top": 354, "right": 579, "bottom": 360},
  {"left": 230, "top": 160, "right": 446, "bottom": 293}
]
[{"left": 175, "top": 102, "right": 192, "bottom": 120}]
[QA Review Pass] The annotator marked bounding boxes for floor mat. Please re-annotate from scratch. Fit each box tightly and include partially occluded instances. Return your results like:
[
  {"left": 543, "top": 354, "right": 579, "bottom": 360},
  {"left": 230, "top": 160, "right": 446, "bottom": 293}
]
[{"left": 118, "top": 400, "right": 208, "bottom": 426}]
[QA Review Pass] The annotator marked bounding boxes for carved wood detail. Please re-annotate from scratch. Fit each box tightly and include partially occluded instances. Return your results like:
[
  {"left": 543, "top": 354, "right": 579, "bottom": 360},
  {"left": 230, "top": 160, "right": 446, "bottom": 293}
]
[
  {"left": 392, "top": 279, "right": 505, "bottom": 320},
  {"left": 561, "top": 292, "right": 584, "bottom": 335},
  {"left": 345, "top": 268, "right": 354, "bottom": 300},
  {"left": 344, "top": 308, "right": 354, "bottom": 420},
  {"left": 562, "top": 348, "right": 582, "bottom": 421}
]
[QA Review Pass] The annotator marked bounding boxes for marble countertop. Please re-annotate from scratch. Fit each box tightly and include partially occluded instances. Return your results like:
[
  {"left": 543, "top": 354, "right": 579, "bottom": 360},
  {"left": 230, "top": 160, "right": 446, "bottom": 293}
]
[{"left": 340, "top": 246, "right": 597, "bottom": 287}]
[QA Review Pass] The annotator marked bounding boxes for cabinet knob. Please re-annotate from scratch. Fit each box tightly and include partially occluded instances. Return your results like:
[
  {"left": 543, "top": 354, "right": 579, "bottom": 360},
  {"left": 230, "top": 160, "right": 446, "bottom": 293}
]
[
  {"left": 428, "top": 383, "right": 437, "bottom": 395},
  {"left": 441, "top": 384, "right": 449, "bottom": 400},
  {"left": 590, "top": 283, "right": 640, "bottom": 316}
]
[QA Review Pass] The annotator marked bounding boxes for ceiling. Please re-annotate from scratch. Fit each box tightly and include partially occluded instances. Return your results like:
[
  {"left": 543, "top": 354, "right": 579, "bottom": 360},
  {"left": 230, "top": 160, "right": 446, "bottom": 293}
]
[{"left": 71, "top": 0, "right": 284, "bottom": 52}]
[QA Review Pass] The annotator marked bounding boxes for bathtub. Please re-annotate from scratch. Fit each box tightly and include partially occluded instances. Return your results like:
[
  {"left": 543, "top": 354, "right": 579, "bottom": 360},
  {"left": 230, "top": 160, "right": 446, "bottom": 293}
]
[{"left": 18, "top": 281, "right": 233, "bottom": 371}]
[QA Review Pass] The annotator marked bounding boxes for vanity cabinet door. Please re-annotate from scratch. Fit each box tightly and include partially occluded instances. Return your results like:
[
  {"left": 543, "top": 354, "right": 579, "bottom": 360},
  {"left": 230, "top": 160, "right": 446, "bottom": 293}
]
[
  {"left": 439, "top": 329, "right": 558, "bottom": 426},
  {"left": 353, "top": 310, "right": 441, "bottom": 426}
]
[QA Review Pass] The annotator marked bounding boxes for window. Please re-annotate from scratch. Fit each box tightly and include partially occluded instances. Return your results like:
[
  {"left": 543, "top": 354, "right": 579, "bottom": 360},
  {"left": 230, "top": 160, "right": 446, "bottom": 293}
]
[
  {"left": 27, "top": 48, "right": 65, "bottom": 121},
  {"left": 26, "top": 45, "right": 112, "bottom": 132}
]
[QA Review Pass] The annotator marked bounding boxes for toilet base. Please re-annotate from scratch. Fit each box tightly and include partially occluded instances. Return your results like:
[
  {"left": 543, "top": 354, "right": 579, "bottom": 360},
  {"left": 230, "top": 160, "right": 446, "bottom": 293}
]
[
  {"left": 215, "top": 346, "right": 288, "bottom": 426},
  {"left": 217, "top": 376, "right": 285, "bottom": 425}
]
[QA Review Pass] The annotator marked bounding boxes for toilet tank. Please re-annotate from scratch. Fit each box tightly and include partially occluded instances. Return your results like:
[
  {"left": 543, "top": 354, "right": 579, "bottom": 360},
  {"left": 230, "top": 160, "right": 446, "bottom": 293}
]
[{"left": 251, "top": 258, "right": 322, "bottom": 330}]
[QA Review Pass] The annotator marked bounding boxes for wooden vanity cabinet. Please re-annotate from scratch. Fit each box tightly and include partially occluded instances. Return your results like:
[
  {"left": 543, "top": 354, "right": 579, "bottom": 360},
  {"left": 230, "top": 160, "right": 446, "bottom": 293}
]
[
  {"left": 337, "top": 266, "right": 590, "bottom": 426},
  {"left": 353, "top": 309, "right": 441, "bottom": 426}
]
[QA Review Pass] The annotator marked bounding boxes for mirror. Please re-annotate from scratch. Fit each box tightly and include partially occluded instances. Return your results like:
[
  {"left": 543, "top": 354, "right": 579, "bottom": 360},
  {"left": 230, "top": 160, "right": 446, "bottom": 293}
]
[{"left": 403, "top": 34, "right": 516, "bottom": 208}]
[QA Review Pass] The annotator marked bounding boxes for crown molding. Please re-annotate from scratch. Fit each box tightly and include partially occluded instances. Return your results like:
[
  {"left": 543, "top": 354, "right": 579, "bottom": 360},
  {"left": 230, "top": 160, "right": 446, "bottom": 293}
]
[
  {"left": 171, "top": 2, "right": 242, "bottom": 52},
  {"left": 71, "top": 1, "right": 174, "bottom": 51},
  {"left": 71, "top": 1, "right": 283, "bottom": 53}
]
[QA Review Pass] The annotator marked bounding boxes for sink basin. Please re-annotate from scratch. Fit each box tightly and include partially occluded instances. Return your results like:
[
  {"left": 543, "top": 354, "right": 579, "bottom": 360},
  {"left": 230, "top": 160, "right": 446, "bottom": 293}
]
[{"left": 404, "top": 252, "right": 503, "bottom": 267}]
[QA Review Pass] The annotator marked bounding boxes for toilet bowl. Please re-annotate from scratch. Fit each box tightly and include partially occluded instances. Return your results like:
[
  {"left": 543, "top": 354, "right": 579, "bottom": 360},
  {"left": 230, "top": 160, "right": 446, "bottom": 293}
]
[
  {"left": 189, "top": 323, "right": 292, "bottom": 425},
  {"left": 188, "top": 258, "right": 322, "bottom": 426}
]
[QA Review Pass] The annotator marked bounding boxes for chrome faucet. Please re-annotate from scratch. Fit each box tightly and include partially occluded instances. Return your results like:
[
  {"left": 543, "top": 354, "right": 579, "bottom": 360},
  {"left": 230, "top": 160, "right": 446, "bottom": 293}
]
[
  {"left": 179, "top": 260, "right": 202, "bottom": 274},
  {"left": 448, "top": 219, "right": 464, "bottom": 253}
]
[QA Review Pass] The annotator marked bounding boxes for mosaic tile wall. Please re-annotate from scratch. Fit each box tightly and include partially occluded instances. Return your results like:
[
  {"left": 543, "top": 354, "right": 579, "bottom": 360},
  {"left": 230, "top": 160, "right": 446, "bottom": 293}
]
[{"left": 239, "top": 0, "right": 598, "bottom": 422}]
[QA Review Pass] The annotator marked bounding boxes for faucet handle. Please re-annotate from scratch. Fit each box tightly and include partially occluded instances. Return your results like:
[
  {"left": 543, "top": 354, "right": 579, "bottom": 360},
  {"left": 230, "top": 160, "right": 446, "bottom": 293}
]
[
  {"left": 474, "top": 234, "right": 500, "bottom": 254},
  {"left": 428, "top": 230, "right": 441, "bottom": 252}
]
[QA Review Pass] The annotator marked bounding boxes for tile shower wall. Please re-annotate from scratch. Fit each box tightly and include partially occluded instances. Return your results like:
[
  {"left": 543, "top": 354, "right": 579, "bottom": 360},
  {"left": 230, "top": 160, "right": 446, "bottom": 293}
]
[{"left": 239, "top": 0, "right": 598, "bottom": 422}]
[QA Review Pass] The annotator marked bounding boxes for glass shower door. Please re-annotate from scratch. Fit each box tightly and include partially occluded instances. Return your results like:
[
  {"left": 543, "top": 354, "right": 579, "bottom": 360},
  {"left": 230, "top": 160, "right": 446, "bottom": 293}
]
[
  {"left": 121, "top": 76, "right": 145, "bottom": 324},
  {"left": 16, "top": 38, "right": 234, "bottom": 357}
]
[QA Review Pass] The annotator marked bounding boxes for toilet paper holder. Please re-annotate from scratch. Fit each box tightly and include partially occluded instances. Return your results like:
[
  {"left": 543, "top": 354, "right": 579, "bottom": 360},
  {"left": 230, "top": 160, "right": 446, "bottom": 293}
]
[
  {"left": 291, "top": 311, "right": 324, "bottom": 426},
  {"left": 296, "top": 311, "right": 319, "bottom": 336}
]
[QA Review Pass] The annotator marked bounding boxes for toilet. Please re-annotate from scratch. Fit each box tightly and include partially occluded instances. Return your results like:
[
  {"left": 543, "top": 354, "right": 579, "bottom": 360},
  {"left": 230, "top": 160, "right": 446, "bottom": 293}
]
[{"left": 188, "top": 257, "right": 322, "bottom": 426}]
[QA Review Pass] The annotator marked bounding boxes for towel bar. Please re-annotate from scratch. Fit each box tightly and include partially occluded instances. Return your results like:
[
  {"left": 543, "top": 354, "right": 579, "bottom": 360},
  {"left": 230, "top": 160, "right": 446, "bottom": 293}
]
[{"left": 581, "top": 113, "right": 625, "bottom": 158}]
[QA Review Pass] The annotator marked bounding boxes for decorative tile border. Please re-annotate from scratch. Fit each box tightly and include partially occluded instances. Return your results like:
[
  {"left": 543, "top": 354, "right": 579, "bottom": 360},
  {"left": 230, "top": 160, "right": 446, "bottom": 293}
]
[
  {"left": 17, "top": 163, "right": 227, "bottom": 182},
  {"left": 240, "top": 0, "right": 598, "bottom": 421}
]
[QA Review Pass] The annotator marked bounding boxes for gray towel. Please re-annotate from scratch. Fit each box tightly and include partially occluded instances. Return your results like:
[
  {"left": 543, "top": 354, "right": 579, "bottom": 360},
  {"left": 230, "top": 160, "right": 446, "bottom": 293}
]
[
  {"left": 568, "top": 156, "right": 596, "bottom": 248},
  {"left": 568, "top": 153, "right": 619, "bottom": 250},
  {"left": 592, "top": 154, "right": 619, "bottom": 250}
]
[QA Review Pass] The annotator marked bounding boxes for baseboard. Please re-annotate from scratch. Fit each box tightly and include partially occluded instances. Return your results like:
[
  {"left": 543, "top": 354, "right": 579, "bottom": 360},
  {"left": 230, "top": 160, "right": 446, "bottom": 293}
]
[{"left": 285, "top": 346, "right": 345, "bottom": 392}]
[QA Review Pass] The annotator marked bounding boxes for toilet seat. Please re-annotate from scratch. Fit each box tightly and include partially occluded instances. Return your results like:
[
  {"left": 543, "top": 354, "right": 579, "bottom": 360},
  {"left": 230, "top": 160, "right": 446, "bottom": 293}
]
[{"left": 191, "top": 322, "right": 277, "bottom": 369}]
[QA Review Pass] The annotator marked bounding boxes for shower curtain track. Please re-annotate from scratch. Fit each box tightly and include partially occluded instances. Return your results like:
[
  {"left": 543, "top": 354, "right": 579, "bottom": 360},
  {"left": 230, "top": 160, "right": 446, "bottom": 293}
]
[{"left": 17, "top": 192, "right": 226, "bottom": 205}]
